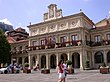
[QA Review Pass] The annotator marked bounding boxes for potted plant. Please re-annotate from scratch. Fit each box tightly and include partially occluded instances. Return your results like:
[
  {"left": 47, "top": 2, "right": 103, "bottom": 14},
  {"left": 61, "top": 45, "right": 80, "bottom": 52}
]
[
  {"left": 66, "top": 60, "right": 74, "bottom": 74},
  {"left": 23, "top": 63, "right": 31, "bottom": 73},
  {"left": 100, "top": 62, "right": 109, "bottom": 74},
  {"left": 85, "top": 60, "right": 90, "bottom": 70},
  {"left": 41, "top": 65, "right": 50, "bottom": 74}
]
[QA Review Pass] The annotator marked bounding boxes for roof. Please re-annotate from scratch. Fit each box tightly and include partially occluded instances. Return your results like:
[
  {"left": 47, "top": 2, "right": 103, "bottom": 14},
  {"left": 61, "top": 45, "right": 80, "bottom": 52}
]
[
  {"left": 7, "top": 36, "right": 28, "bottom": 44},
  {"left": 28, "top": 12, "right": 94, "bottom": 28},
  {"left": 7, "top": 36, "right": 16, "bottom": 43}
]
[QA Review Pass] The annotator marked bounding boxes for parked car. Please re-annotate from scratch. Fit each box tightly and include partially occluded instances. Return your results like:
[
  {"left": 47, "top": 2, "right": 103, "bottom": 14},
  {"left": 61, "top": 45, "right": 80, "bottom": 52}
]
[
  {"left": 0, "top": 67, "right": 11, "bottom": 74},
  {"left": 0, "top": 64, "right": 21, "bottom": 74}
]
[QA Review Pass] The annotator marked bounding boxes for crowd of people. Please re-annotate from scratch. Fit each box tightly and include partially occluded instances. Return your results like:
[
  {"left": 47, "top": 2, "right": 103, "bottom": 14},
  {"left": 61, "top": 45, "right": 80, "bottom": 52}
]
[{"left": 56, "top": 59, "right": 68, "bottom": 82}]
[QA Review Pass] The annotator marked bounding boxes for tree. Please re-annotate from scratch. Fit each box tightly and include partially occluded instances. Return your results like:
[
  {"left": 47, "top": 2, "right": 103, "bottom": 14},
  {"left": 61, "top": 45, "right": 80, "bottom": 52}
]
[{"left": 0, "top": 29, "right": 11, "bottom": 66}]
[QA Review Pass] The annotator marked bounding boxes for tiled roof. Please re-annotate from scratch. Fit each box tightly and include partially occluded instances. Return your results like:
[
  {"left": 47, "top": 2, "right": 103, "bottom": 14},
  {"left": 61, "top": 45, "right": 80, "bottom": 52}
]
[
  {"left": 7, "top": 36, "right": 28, "bottom": 44},
  {"left": 7, "top": 36, "right": 16, "bottom": 43}
]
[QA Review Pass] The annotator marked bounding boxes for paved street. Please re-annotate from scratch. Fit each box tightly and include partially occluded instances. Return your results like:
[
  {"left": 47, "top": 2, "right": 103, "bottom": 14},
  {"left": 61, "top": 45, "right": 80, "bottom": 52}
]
[{"left": 0, "top": 69, "right": 110, "bottom": 82}]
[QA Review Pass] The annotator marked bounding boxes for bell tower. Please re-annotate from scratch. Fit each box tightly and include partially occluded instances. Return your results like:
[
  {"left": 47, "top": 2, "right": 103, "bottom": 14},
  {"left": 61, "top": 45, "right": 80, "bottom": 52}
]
[{"left": 44, "top": 4, "right": 62, "bottom": 21}]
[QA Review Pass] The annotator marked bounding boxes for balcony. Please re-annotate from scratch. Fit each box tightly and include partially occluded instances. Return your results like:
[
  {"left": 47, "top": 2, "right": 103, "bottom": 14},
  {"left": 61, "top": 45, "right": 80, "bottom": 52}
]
[
  {"left": 28, "top": 40, "right": 82, "bottom": 51},
  {"left": 85, "top": 40, "right": 110, "bottom": 47}
]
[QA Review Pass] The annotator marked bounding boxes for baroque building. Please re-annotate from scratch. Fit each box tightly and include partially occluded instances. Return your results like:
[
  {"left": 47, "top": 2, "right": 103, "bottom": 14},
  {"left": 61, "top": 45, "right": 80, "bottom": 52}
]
[{"left": 10, "top": 4, "right": 110, "bottom": 70}]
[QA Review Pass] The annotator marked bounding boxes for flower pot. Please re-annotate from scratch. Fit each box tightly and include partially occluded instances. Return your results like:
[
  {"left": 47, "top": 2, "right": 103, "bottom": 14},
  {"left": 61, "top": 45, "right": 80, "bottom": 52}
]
[
  {"left": 41, "top": 69, "right": 50, "bottom": 74},
  {"left": 67, "top": 68, "right": 74, "bottom": 74},
  {"left": 100, "top": 67, "right": 109, "bottom": 74}
]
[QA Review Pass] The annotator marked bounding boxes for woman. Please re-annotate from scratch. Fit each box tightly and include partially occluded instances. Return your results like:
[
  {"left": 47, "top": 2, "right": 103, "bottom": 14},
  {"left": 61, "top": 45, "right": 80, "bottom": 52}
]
[
  {"left": 57, "top": 59, "right": 65, "bottom": 82},
  {"left": 63, "top": 61, "right": 67, "bottom": 82}
]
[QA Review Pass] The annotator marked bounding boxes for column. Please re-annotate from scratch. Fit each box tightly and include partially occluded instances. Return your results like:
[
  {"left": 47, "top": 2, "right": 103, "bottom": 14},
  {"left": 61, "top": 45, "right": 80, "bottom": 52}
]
[
  {"left": 80, "top": 51, "right": 84, "bottom": 70},
  {"left": 16, "top": 58, "right": 18, "bottom": 64},
  {"left": 103, "top": 50, "right": 107, "bottom": 65},
  {"left": 56, "top": 53, "right": 60, "bottom": 66},
  {"left": 91, "top": 52, "right": 95, "bottom": 68},
  {"left": 46, "top": 54, "right": 50, "bottom": 69},
  {"left": 67, "top": 52, "right": 72, "bottom": 61},
  {"left": 37, "top": 54, "right": 40, "bottom": 69},
  {"left": 22, "top": 57, "right": 24, "bottom": 65},
  {"left": 28, "top": 54, "right": 32, "bottom": 69}
]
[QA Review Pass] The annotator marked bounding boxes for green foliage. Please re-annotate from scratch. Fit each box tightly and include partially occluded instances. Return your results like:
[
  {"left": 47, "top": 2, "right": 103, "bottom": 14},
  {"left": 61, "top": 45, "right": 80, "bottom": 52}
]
[
  {"left": 24, "top": 63, "right": 29, "bottom": 67},
  {"left": 102, "top": 62, "right": 106, "bottom": 67},
  {"left": 85, "top": 60, "right": 90, "bottom": 68},
  {"left": 0, "top": 29, "right": 11, "bottom": 65},
  {"left": 66, "top": 60, "right": 72, "bottom": 65}
]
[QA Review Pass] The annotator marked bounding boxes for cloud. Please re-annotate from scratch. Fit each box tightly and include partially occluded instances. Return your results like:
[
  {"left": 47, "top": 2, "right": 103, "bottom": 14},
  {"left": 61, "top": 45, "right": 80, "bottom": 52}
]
[
  {"left": 0, "top": 18, "right": 12, "bottom": 25},
  {"left": 109, "top": 11, "right": 110, "bottom": 14}
]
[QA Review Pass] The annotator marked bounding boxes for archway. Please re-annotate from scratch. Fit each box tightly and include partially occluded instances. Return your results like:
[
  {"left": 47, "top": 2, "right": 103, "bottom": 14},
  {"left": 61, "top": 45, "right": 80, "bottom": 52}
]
[
  {"left": 41, "top": 55, "right": 46, "bottom": 68},
  {"left": 61, "top": 53, "right": 67, "bottom": 62},
  {"left": 24, "top": 57, "right": 28, "bottom": 63},
  {"left": 107, "top": 51, "right": 110, "bottom": 63},
  {"left": 32, "top": 56, "right": 36, "bottom": 66},
  {"left": 18, "top": 57, "right": 22, "bottom": 64},
  {"left": 72, "top": 52, "right": 80, "bottom": 68},
  {"left": 50, "top": 54, "right": 56, "bottom": 68},
  {"left": 94, "top": 51, "right": 103, "bottom": 64}
]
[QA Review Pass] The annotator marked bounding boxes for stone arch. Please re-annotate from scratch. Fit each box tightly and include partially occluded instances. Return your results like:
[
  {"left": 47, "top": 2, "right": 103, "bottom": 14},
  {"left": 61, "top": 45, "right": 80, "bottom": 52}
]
[
  {"left": 72, "top": 52, "right": 80, "bottom": 68},
  {"left": 61, "top": 53, "right": 67, "bottom": 62},
  {"left": 24, "top": 57, "right": 28, "bottom": 63},
  {"left": 94, "top": 51, "right": 104, "bottom": 64},
  {"left": 107, "top": 51, "right": 110, "bottom": 63},
  {"left": 50, "top": 54, "right": 56, "bottom": 68},
  {"left": 18, "top": 57, "right": 22, "bottom": 64},
  {"left": 41, "top": 55, "right": 46, "bottom": 68}
]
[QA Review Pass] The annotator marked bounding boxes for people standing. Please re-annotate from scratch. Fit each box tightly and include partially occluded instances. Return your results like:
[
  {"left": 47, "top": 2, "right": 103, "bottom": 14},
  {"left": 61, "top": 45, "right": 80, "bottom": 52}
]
[
  {"left": 63, "top": 61, "right": 67, "bottom": 82},
  {"left": 57, "top": 59, "right": 65, "bottom": 82}
]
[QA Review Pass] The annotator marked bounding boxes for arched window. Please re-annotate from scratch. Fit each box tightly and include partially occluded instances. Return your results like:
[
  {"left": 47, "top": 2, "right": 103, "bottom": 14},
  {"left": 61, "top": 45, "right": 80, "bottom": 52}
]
[
  {"left": 41, "top": 55, "right": 46, "bottom": 68},
  {"left": 107, "top": 51, "right": 110, "bottom": 63},
  {"left": 94, "top": 51, "right": 103, "bottom": 63}
]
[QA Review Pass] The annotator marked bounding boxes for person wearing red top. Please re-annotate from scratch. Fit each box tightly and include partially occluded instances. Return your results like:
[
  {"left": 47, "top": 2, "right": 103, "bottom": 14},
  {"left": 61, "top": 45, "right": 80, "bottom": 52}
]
[{"left": 57, "top": 59, "right": 65, "bottom": 82}]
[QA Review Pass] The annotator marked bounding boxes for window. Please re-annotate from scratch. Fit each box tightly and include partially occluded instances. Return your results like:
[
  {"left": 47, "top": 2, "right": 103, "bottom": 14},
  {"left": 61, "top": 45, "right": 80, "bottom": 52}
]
[
  {"left": 95, "top": 35, "right": 100, "bottom": 42},
  {"left": 71, "top": 35, "right": 78, "bottom": 41},
  {"left": 107, "top": 34, "right": 110, "bottom": 40},
  {"left": 14, "top": 47, "right": 17, "bottom": 51},
  {"left": 19, "top": 46, "right": 22, "bottom": 51},
  {"left": 85, "top": 35, "right": 87, "bottom": 41},
  {"left": 41, "top": 40, "right": 45, "bottom": 45},
  {"left": 60, "top": 36, "right": 67, "bottom": 43},
  {"left": 94, "top": 51, "right": 103, "bottom": 63},
  {"left": 107, "top": 51, "right": 110, "bottom": 63},
  {"left": 32, "top": 41, "right": 38, "bottom": 46}
]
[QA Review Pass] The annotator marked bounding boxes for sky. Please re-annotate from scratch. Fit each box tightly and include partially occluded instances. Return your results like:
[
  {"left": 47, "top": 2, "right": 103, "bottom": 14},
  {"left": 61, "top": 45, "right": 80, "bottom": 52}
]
[{"left": 0, "top": 0, "right": 110, "bottom": 32}]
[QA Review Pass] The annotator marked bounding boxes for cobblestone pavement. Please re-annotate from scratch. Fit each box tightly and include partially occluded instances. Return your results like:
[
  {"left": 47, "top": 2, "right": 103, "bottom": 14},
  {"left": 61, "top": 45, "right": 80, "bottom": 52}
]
[{"left": 0, "top": 69, "right": 110, "bottom": 82}]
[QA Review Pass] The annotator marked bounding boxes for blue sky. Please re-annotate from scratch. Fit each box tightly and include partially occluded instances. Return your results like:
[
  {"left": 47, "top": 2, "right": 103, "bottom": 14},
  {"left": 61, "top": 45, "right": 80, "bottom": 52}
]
[{"left": 0, "top": 0, "right": 110, "bottom": 31}]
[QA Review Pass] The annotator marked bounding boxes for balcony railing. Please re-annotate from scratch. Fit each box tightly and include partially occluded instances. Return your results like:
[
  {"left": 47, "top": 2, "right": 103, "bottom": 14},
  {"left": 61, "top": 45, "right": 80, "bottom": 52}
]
[
  {"left": 85, "top": 40, "right": 110, "bottom": 47},
  {"left": 11, "top": 40, "right": 110, "bottom": 53},
  {"left": 27, "top": 40, "right": 82, "bottom": 51}
]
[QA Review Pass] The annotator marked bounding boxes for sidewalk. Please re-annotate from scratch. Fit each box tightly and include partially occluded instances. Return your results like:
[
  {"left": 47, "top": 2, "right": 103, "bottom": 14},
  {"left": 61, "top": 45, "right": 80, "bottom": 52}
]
[{"left": 0, "top": 69, "right": 110, "bottom": 82}]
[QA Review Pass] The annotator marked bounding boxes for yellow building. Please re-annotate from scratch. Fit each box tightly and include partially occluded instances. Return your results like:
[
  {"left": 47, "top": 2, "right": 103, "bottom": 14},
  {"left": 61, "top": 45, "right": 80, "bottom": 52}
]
[{"left": 11, "top": 4, "right": 110, "bottom": 70}]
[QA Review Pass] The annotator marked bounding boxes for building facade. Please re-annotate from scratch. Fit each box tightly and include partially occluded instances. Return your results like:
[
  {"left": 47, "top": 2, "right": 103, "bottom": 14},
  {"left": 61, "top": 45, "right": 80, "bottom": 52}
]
[
  {"left": 10, "top": 4, "right": 110, "bottom": 70},
  {"left": 7, "top": 27, "right": 29, "bottom": 66}
]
